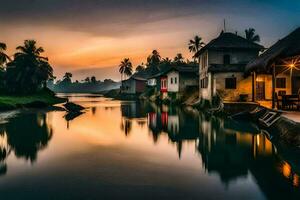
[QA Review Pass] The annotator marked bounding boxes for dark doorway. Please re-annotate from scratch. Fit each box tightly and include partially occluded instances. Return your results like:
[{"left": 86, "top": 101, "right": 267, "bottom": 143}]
[{"left": 256, "top": 81, "right": 265, "bottom": 100}]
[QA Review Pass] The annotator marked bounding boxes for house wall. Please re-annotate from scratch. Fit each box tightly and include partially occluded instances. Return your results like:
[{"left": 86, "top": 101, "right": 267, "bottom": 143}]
[
  {"left": 199, "top": 49, "right": 260, "bottom": 102},
  {"left": 136, "top": 80, "right": 146, "bottom": 93},
  {"left": 199, "top": 73, "right": 213, "bottom": 100},
  {"left": 167, "top": 71, "right": 179, "bottom": 92},
  {"left": 207, "top": 49, "right": 259, "bottom": 65},
  {"left": 122, "top": 79, "right": 136, "bottom": 94},
  {"left": 214, "top": 72, "right": 253, "bottom": 102},
  {"left": 179, "top": 73, "right": 198, "bottom": 92},
  {"left": 256, "top": 73, "right": 291, "bottom": 100}
]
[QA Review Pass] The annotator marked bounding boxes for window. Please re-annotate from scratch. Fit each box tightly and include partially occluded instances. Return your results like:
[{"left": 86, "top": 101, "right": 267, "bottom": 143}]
[
  {"left": 224, "top": 54, "right": 230, "bottom": 65},
  {"left": 171, "top": 78, "right": 173, "bottom": 84},
  {"left": 200, "top": 77, "right": 208, "bottom": 88},
  {"left": 201, "top": 52, "right": 208, "bottom": 70},
  {"left": 175, "top": 77, "right": 177, "bottom": 84},
  {"left": 225, "top": 77, "right": 236, "bottom": 89},
  {"left": 276, "top": 78, "right": 286, "bottom": 88}
]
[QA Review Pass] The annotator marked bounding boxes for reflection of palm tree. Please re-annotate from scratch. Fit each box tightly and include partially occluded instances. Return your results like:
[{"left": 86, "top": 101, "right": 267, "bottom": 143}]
[
  {"left": 5, "top": 112, "right": 53, "bottom": 162},
  {"left": 0, "top": 130, "right": 10, "bottom": 177},
  {"left": 245, "top": 28, "right": 260, "bottom": 43},
  {"left": 120, "top": 118, "right": 132, "bottom": 136}
]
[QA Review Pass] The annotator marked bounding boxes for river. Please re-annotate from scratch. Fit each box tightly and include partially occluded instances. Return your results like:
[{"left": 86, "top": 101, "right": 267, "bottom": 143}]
[{"left": 0, "top": 94, "right": 299, "bottom": 199}]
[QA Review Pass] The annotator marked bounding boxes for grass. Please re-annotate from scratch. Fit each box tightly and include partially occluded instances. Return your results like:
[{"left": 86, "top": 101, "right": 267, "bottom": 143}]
[{"left": 0, "top": 89, "right": 67, "bottom": 111}]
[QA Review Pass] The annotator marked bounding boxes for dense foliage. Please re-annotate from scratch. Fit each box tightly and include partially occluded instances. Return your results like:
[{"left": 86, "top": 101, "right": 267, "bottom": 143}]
[{"left": 0, "top": 40, "right": 53, "bottom": 94}]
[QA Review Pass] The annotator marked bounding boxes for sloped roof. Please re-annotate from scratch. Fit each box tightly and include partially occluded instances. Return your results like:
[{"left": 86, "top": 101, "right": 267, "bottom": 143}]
[
  {"left": 196, "top": 32, "right": 264, "bottom": 56},
  {"left": 158, "top": 65, "right": 198, "bottom": 76},
  {"left": 245, "top": 27, "right": 300, "bottom": 74}
]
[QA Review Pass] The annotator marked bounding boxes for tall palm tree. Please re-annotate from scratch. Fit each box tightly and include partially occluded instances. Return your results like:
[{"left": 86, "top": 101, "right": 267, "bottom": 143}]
[
  {"left": 6, "top": 40, "right": 52, "bottom": 93},
  {"left": 188, "top": 35, "right": 205, "bottom": 62},
  {"left": 245, "top": 28, "right": 260, "bottom": 43},
  {"left": 0, "top": 42, "right": 11, "bottom": 68},
  {"left": 15, "top": 40, "right": 48, "bottom": 61},
  {"left": 119, "top": 58, "right": 133, "bottom": 87}
]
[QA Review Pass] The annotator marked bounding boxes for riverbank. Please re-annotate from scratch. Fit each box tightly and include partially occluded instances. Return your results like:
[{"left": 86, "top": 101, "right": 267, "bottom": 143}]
[{"left": 0, "top": 89, "right": 67, "bottom": 111}]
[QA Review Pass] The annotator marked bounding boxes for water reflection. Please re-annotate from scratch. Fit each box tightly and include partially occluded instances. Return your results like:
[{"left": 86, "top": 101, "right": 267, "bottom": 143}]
[
  {"left": 0, "top": 111, "right": 52, "bottom": 175},
  {"left": 120, "top": 101, "right": 300, "bottom": 198},
  {"left": 0, "top": 97, "right": 299, "bottom": 199}
]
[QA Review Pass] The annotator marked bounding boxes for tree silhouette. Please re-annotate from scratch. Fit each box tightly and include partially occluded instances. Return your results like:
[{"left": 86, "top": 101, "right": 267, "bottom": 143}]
[
  {"left": 188, "top": 35, "right": 205, "bottom": 62},
  {"left": 119, "top": 58, "right": 133, "bottom": 84},
  {"left": 245, "top": 28, "right": 260, "bottom": 43},
  {"left": 174, "top": 53, "right": 184, "bottom": 64},
  {"left": 6, "top": 40, "right": 53, "bottom": 93},
  {"left": 147, "top": 50, "right": 161, "bottom": 67},
  {"left": 136, "top": 65, "right": 145, "bottom": 72},
  {"left": 0, "top": 42, "right": 11, "bottom": 68}
]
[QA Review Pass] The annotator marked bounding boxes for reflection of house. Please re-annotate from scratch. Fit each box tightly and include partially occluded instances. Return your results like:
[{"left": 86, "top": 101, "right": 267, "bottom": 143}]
[
  {"left": 246, "top": 27, "right": 300, "bottom": 108},
  {"left": 168, "top": 115, "right": 179, "bottom": 135},
  {"left": 121, "top": 102, "right": 147, "bottom": 119},
  {"left": 198, "top": 32, "right": 264, "bottom": 102}
]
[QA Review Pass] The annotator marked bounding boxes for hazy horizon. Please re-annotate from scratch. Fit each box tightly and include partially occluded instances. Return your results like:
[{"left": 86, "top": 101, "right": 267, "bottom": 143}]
[{"left": 1, "top": 0, "right": 300, "bottom": 81}]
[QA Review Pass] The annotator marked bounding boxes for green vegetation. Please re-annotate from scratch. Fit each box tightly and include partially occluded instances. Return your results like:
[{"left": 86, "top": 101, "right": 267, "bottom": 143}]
[
  {"left": 0, "top": 89, "right": 66, "bottom": 111},
  {"left": 0, "top": 40, "right": 66, "bottom": 111}
]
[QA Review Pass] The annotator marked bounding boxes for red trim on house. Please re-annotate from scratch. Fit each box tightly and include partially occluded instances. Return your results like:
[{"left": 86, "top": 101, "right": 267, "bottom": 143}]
[{"left": 160, "top": 76, "right": 168, "bottom": 92}]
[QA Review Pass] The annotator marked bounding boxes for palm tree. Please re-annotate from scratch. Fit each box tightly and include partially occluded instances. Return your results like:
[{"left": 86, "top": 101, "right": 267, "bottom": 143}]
[
  {"left": 15, "top": 40, "right": 48, "bottom": 61},
  {"left": 174, "top": 53, "right": 184, "bottom": 64},
  {"left": 6, "top": 40, "right": 52, "bottom": 93},
  {"left": 119, "top": 58, "right": 133, "bottom": 88},
  {"left": 245, "top": 28, "right": 260, "bottom": 43},
  {"left": 0, "top": 42, "right": 11, "bottom": 68},
  {"left": 147, "top": 50, "right": 161, "bottom": 67},
  {"left": 188, "top": 35, "right": 205, "bottom": 62}
]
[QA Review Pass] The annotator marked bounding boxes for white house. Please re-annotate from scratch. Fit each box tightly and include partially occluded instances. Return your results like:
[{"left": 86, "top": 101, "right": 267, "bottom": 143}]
[{"left": 198, "top": 32, "right": 264, "bottom": 102}]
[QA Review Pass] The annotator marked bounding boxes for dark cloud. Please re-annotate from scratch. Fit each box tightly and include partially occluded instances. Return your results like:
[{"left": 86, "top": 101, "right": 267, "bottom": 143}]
[{"left": 3, "top": 0, "right": 293, "bottom": 37}]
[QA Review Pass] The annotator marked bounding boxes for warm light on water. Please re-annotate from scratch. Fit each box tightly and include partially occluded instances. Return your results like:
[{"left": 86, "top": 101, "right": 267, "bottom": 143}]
[{"left": 0, "top": 94, "right": 299, "bottom": 199}]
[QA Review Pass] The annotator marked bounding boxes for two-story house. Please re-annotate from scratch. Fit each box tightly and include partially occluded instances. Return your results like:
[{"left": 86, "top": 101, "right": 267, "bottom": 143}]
[{"left": 198, "top": 32, "right": 264, "bottom": 102}]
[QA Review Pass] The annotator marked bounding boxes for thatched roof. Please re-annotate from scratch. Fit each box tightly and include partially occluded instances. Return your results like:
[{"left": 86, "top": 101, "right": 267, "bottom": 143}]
[
  {"left": 196, "top": 32, "right": 264, "bottom": 57},
  {"left": 245, "top": 27, "right": 300, "bottom": 74}
]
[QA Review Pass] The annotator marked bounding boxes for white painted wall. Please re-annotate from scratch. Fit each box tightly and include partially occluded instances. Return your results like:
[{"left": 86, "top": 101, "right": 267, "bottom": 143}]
[
  {"left": 147, "top": 78, "right": 157, "bottom": 86},
  {"left": 167, "top": 71, "right": 179, "bottom": 92}
]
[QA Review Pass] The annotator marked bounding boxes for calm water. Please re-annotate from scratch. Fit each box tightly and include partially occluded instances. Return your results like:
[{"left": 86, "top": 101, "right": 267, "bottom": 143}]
[{"left": 0, "top": 94, "right": 299, "bottom": 200}]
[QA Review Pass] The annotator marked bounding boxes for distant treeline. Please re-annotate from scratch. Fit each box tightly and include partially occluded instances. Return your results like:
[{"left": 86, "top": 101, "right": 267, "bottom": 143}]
[{"left": 48, "top": 72, "right": 120, "bottom": 93}]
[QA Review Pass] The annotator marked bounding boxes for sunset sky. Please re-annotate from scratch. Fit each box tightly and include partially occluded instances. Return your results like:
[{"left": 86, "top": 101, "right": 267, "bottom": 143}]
[{"left": 1, "top": 0, "right": 300, "bottom": 81}]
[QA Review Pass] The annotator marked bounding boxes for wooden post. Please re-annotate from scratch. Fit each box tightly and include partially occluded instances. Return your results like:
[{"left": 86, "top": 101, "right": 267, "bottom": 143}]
[
  {"left": 272, "top": 64, "right": 276, "bottom": 109},
  {"left": 252, "top": 72, "right": 256, "bottom": 102}
]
